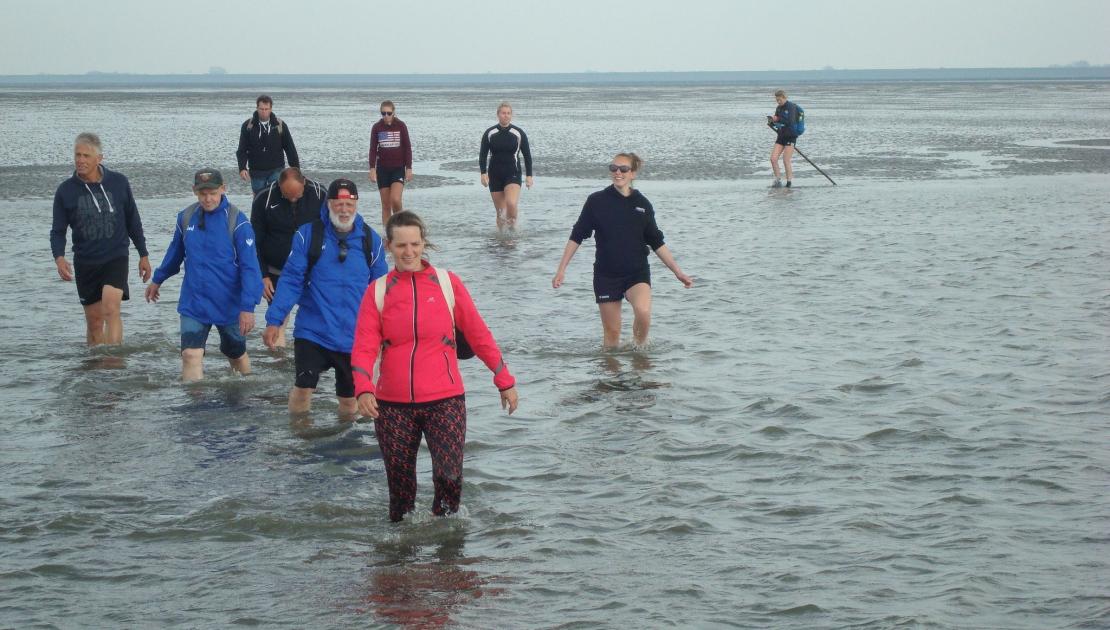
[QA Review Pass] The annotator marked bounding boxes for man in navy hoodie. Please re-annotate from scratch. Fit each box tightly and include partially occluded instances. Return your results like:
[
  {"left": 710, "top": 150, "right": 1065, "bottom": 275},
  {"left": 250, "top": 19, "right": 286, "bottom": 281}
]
[
  {"left": 145, "top": 169, "right": 264, "bottom": 381},
  {"left": 51, "top": 132, "right": 151, "bottom": 346},
  {"left": 262, "top": 179, "right": 387, "bottom": 420}
]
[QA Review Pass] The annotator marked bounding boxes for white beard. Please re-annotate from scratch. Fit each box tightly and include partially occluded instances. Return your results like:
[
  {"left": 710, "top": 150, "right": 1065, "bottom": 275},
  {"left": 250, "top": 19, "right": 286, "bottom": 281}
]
[{"left": 329, "top": 210, "right": 356, "bottom": 231}]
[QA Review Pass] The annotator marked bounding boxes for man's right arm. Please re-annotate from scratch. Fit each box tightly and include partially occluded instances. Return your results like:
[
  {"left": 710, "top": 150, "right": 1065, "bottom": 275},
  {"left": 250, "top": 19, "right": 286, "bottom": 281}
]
[{"left": 235, "top": 121, "right": 250, "bottom": 172}]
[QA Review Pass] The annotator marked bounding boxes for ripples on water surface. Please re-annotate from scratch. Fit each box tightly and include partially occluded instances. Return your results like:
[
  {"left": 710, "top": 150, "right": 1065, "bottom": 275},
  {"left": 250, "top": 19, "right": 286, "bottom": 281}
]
[{"left": 0, "top": 81, "right": 1108, "bottom": 628}]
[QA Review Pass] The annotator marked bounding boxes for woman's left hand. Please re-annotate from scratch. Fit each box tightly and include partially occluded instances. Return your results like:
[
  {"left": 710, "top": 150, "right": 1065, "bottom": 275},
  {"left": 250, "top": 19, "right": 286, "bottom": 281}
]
[
  {"left": 675, "top": 271, "right": 694, "bottom": 288},
  {"left": 500, "top": 387, "right": 519, "bottom": 415}
]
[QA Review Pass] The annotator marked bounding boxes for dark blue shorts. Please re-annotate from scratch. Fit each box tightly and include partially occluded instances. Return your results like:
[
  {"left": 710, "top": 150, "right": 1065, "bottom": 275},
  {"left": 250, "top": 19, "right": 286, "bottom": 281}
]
[
  {"left": 487, "top": 170, "right": 522, "bottom": 193},
  {"left": 593, "top": 268, "right": 651, "bottom": 303},
  {"left": 375, "top": 166, "right": 406, "bottom": 189},
  {"left": 74, "top": 256, "right": 129, "bottom": 306},
  {"left": 180, "top": 315, "right": 247, "bottom": 358},
  {"left": 775, "top": 135, "right": 797, "bottom": 147}
]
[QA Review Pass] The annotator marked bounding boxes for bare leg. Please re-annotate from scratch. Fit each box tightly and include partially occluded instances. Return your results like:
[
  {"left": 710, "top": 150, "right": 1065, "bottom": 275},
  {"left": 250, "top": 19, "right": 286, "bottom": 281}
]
[
  {"left": 289, "top": 386, "right": 313, "bottom": 414},
  {"left": 100, "top": 286, "right": 125, "bottom": 345},
  {"left": 82, "top": 303, "right": 107, "bottom": 346},
  {"left": 625, "top": 283, "right": 653, "bottom": 347},
  {"left": 770, "top": 143, "right": 784, "bottom": 181},
  {"left": 182, "top": 348, "right": 204, "bottom": 381},
  {"left": 229, "top": 353, "right": 251, "bottom": 376},
  {"left": 598, "top": 301, "right": 623, "bottom": 349},
  {"left": 783, "top": 145, "right": 795, "bottom": 183},
  {"left": 502, "top": 183, "right": 522, "bottom": 230},
  {"left": 389, "top": 182, "right": 404, "bottom": 214},
  {"left": 378, "top": 186, "right": 392, "bottom": 228},
  {"left": 337, "top": 396, "right": 358, "bottom": 422},
  {"left": 490, "top": 190, "right": 506, "bottom": 230}
]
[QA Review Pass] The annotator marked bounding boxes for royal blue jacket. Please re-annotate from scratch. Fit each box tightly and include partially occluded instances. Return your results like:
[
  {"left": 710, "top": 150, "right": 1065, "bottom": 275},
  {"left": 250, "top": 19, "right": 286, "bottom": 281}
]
[
  {"left": 151, "top": 196, "right": 264, "bottom": 326},
  {"left": 265, "top": 205, "right": 387, "bottom": 353},
  {"left": 50, "top": 165, "right": 149, "bottom": 264}
]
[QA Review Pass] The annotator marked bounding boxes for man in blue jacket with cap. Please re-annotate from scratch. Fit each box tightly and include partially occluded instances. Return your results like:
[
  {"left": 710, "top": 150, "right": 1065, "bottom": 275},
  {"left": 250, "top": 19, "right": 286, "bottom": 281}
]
[
  {"left": 145, "top": 169, "right": 264, "bottom": 381},
  {"left": 263, "top": 178, "right": 387, "bottom": 420}
]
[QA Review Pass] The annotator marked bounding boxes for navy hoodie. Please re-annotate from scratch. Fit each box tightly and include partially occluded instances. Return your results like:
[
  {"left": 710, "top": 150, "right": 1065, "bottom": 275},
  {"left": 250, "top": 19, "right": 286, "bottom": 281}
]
[{"left": 50, "top": 165, "right": 149, "bottom": 264}]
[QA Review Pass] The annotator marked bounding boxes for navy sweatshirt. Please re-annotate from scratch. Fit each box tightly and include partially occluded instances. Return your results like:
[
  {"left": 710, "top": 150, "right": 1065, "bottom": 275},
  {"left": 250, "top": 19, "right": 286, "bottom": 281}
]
[
  {"left": 569, "top": 185, "right": 665, "bottom": 276},
  {"left": 50, "top": 166, "right": 149, "bottom": 264}
]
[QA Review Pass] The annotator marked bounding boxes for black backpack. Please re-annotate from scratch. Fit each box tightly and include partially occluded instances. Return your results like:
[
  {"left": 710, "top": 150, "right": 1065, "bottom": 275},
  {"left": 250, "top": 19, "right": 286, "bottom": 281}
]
[{"left": 304, "top": 219, "right": 377, "bottom": 279}]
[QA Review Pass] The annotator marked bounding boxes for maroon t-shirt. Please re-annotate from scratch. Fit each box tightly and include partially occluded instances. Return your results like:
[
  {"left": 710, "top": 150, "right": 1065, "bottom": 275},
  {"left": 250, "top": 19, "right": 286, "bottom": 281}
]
[{"left": 368, "top": 119, "right": 413, "bottom": 169}]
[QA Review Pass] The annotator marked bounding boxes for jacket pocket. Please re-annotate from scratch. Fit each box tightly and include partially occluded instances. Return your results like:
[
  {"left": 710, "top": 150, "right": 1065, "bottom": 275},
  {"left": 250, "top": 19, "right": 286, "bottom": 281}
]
[{"left": 442, "top": 351, "right": 455, "bottom": 385}]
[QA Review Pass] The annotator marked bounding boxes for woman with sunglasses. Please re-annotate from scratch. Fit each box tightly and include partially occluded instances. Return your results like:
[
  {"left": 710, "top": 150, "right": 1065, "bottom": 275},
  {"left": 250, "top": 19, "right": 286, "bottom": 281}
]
[
  {"left": 479, "top": 101, "right": 533, "bottom": 231},
  {"left": 368, "top": 100, "right": 413, "bottom": 228},
  {"left": 352, "top": 211, "right": 519, "bottom": 523},
  {"left": 551, "top": 153, "right": 693, "bottom": 348}
]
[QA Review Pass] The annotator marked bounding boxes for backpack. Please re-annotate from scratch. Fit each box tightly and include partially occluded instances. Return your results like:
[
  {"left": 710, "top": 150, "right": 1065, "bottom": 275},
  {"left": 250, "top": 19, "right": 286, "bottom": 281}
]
[
  {"left": 304, "top": 218, "right": 377, "bottom": 278},
  {"left": 180, "top": 202, "right": 242, "bottom": 261},
  {"left": 372, "top": 268, "right": 475, "bottom": 360},
  {"left": 794, "top": 104, "right": 806, "bottom": 136}
]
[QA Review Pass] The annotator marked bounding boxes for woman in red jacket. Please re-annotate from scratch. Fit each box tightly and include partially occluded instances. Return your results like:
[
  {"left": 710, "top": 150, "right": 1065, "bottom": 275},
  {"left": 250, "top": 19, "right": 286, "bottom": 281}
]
[{"left": 352, "top": 211, "right": 519, "bottom": 522}]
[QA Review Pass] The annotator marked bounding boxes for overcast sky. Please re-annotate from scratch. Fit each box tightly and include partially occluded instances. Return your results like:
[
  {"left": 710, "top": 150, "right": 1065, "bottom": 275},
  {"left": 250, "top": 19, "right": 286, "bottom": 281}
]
[{"left": 1, "top": 0, "right": 1106, "bottom": 75}]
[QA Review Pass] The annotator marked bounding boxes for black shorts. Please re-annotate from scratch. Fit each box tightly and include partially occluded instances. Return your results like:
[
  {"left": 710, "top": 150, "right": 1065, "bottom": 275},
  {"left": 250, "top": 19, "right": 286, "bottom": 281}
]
[
  {"left": 775, "top": 134, "right": 797, "bottom": 147},
  {"left": 375, "top": 166, "right": 407, "bottom": 189},
  {"left": 294, "top": 338, "right": 355, "bottom": 397},
  {"left": 74, "top": 256, "right": 129, "bottom": 306},
  {"left": 487, "top": 170, "right": 522, "bottom": 193},
  {"left": 593, "top": 267, "right": 651, "bottom": 303}
]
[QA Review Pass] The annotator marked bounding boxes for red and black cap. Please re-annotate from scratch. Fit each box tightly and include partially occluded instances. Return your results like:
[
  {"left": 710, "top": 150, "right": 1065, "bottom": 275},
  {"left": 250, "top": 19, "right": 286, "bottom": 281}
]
[{"left": 327, "top": 178, "right": 358, "bottom": 200}]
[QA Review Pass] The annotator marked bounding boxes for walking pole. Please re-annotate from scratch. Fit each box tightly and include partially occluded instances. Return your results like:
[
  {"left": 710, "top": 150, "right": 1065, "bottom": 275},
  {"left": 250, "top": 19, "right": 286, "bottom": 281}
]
[
  {"left": 767, "top": 121, "right": 837, "bottom": 186},
  {"left": 793, "top": 146, "right": 837, "bottom": 186}
]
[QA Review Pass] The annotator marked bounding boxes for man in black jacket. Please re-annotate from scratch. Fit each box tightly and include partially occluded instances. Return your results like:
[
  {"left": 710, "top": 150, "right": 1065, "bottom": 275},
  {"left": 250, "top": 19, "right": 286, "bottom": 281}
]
[
  {"left": 236, "top": 95, "right": 300, "bottom": 195},
  {"left": 250, "top": 167, "right": 325, "bottom": 347}
]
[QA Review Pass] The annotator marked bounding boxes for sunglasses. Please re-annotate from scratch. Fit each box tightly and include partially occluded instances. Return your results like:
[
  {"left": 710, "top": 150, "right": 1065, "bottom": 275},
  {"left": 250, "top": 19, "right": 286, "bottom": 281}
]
[
  {"left": 380, "top": 111, "right": 394, "bottom": 117},
  {"left": 337, "top": 238, "right": 349, "bottom": 263},
  {"left": 608, "top": 164, "right": 632, "bottom": 173}
]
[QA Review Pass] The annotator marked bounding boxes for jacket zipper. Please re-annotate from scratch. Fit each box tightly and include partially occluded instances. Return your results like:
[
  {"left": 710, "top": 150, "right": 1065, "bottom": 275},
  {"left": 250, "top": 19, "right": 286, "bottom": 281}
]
[
  {"left": 443, "top": 351, "right": 455, "bottom": 385},
  {"left": 408, "top": 274, "right": 418, "bottom": 402}
]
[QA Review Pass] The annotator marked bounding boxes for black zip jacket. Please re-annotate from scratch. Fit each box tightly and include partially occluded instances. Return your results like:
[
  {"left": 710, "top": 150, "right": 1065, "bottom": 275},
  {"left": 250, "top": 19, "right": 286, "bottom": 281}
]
[{"left": 236, "top": 111, "right": 300, "bottom": 173}]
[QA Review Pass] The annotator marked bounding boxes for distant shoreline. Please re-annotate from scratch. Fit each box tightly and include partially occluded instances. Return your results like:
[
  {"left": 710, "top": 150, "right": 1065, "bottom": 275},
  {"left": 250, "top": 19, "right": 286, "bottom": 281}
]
[{"left": 2, "top": 67, "right": 1109, "bottom": 88}]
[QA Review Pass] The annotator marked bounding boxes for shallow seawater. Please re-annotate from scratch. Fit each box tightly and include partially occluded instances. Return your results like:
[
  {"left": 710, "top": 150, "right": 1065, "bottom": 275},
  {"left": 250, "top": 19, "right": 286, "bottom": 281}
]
[{"left": 0, "top": 81, "right": 1108, "bottom": 629}]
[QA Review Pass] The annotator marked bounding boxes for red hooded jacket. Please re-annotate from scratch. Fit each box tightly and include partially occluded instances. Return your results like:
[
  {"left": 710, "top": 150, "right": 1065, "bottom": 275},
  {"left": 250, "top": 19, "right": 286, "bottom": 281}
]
[{"left": 351, "top": 261, "right": 515, "bottom": 403}]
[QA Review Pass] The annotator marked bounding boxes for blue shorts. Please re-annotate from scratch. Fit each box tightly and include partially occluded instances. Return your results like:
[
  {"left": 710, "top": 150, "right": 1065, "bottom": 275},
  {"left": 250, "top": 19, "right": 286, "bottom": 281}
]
[
  {"left": 250, "top": 168, "right": 282, "bottom": 195},
  {"left": 180, "top": 315, "right": 247, "bottom": 359},
  {"left": 375, "top": 166, "right": 406, "bottom": 189}
]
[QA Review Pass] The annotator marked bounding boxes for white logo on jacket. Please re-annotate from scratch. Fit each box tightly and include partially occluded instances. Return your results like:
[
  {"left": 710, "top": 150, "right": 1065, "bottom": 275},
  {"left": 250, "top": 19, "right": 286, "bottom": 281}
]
[{"left": 245, "top": 239, "right": 254, "bottom": 247}]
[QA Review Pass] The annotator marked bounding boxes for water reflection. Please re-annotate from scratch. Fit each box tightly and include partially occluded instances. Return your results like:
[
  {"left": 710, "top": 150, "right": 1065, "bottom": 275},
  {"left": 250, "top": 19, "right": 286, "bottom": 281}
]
[{"left": 362, "top": 525, "right": 502, "bottom": 628}]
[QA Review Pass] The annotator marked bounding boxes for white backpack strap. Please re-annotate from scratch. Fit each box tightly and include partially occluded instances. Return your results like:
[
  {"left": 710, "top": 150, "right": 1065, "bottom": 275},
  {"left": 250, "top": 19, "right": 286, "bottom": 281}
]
[
  {"left": 434, "top": 267, "right": 455, "bottom": 325},
  {"left": 374, "top": 277, "right": 387, "bottom": 315}
]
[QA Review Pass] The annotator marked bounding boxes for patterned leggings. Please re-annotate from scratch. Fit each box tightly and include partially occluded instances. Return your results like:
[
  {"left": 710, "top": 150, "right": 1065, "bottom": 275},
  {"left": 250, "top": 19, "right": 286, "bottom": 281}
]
[{"left": 375, "top": 395, "right": 467, "bottom": 522}]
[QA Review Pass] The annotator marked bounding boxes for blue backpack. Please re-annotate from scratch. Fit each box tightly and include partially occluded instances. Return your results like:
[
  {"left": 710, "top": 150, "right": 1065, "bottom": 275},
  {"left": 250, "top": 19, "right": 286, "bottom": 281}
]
[{"left": 793, "top": 104, "right": 806, "bottom": 136}]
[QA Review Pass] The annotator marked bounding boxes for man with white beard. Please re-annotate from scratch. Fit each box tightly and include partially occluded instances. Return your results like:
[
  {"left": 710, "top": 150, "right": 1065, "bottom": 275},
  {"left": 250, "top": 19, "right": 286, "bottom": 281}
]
[{"left": 263, "top": 178, "right": 387, "bottom": 420}]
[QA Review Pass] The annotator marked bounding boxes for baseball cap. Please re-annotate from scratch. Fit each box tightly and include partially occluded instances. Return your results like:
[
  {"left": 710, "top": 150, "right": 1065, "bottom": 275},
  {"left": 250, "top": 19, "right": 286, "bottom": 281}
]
[
  {"left": 193, "top": 168, "right": 224, "bottom": 190},
  {"left": 328, "top": 178, "right": 359, "bottom": 200}
]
